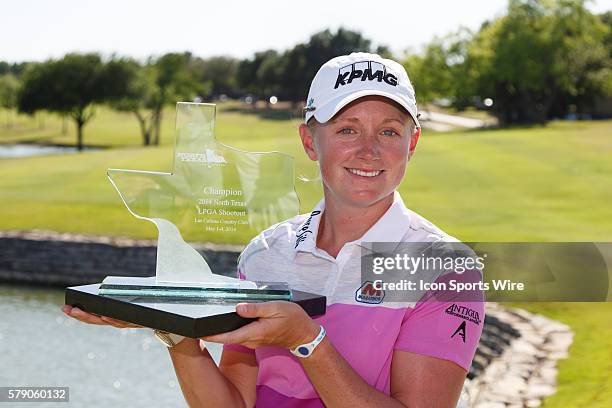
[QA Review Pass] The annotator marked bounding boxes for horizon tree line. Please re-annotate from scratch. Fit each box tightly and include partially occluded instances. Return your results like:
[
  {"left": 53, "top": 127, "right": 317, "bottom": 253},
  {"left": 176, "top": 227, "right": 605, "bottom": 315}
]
[{"left": 0, "top": 1, "right": 610, "bottom": 150}]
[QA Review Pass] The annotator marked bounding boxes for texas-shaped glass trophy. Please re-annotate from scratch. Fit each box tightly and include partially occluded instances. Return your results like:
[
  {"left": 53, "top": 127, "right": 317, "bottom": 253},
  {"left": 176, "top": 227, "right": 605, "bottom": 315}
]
[{"left": 65, "top": 102, "right": 326, "bottom": 337}]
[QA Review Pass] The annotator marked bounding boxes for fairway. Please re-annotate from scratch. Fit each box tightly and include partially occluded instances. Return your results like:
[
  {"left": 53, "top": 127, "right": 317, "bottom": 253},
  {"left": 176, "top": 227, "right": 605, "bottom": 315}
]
[
  {"left": 1, "top": 106, "right": 611, "bottom": 407},
  {"left": 1, "top": 106, "right": 611, "bottom": 242}
]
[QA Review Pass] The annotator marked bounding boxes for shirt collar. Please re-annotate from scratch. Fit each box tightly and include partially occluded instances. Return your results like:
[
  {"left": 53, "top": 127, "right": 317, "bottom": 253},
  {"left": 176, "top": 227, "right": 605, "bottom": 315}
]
[
  {"left": 293, "top": 191, "right": 412, "bottom": 256},
  {"left": 293, "top": 198, "right": 325, "bottom": 254},
  {"left": 356, "top": 191, "right": 412, "bottom": 244}
]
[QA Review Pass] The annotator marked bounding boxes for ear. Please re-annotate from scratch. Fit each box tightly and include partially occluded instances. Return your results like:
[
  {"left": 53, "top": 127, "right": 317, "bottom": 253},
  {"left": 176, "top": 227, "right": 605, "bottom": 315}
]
[
  {"left": 299, "top": 123, "right": 318, "bottom": 162},
  {"left": 408, "top": 127, "right": 420, "bottom": 161}
]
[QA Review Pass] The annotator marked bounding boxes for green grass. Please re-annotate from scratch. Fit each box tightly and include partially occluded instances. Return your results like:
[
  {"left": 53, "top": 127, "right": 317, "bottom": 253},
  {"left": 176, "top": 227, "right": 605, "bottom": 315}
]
[
  {"left": 0, "top": 105, "right": 315, "bottom": 244},
  {"left": 2, "top": 107, "right": 611, "bottom": 242},
  {"left": 1, "top": 106, "right": 611, "bottom": 406},
  {"left": 510, "top": 303, "right": 612, "bottom": 408},
  {"left": 405, "top": 120, "right": 612, "bottom": 242}
]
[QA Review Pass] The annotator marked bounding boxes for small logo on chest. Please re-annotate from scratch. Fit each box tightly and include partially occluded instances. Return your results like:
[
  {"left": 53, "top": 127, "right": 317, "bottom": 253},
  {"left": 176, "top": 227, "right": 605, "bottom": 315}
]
[{"left": 355, "top": 281, "right": 385, "bottom": 304}]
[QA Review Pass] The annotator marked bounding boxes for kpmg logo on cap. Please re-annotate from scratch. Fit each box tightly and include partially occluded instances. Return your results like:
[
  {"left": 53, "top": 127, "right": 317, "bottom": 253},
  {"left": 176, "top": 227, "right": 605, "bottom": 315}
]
[{"left": 334, "top": 61, "right": 398, "bottom": 89}]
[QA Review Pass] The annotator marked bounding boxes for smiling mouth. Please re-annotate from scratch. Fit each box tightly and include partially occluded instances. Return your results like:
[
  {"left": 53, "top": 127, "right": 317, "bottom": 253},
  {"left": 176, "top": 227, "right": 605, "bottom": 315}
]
[{"left": 346, "top": 168, "right": 383, "bottom": 177}]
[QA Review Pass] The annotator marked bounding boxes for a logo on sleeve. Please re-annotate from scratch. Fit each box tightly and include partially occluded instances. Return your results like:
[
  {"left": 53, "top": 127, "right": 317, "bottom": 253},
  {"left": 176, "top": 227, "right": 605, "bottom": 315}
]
[
  {"left": 445, "top": 303, "right": 481, "bottom": 325},
  {"left": 451, "top": 320, "right": 467, "bottom": 343},
  {"left": 355, "top": 281, "right": 385, "bottom": 304}
]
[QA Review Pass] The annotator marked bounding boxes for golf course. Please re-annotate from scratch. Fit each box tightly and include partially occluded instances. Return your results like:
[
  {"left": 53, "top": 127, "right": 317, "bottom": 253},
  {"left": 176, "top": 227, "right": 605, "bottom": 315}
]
[{"left": 1, "top": 104, "right": 611, "bottom": 407}]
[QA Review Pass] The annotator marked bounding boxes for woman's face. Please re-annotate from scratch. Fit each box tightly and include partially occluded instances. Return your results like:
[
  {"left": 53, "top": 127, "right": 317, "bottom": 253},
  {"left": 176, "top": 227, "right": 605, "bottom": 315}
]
[{"left": 299, "top": 96, "right": 417, "bottom": 209}]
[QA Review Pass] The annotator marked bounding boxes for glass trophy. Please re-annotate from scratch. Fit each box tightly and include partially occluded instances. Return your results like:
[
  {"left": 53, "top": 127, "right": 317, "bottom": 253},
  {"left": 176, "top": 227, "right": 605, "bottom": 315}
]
[{"left": 65, "top": 103, "right": 326, "bottom": 337}]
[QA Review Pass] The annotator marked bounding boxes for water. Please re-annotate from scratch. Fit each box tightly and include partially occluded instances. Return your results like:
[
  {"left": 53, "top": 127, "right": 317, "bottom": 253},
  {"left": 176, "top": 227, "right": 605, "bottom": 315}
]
[
  {"left": 0, "top": 144, "right": 97, "bottom": 158},
  {"left": 0, "top": 284, "right": 223, "bottom": 407}
]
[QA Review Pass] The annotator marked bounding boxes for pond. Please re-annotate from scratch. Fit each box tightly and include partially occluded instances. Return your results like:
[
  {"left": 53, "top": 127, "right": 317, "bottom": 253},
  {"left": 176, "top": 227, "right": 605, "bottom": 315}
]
[
  {"left": 0, "top": 284, "right": 223, "bottom": 407},
  {"left": 0, "top": 144, "right": 97, "bottom": 159}
]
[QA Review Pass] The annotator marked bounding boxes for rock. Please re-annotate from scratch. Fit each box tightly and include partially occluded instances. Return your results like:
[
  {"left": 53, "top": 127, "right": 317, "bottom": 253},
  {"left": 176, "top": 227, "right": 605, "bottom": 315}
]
[
  {"left": 547, "top": 350, "right": 569, "bottom": 360},
  {"left": 512, "top": 339, "right": 538, "bottom": 355},
  {"left": 507, "top": 352, "right": 538, "bottom": 365},
  {"left": 525, "top": 383, "right": 556, "bottom": 399},
  {"left": 465, "top": 305, "right": 573, "bottom": 408},
  {"left": 505, "top": 363, "right": 533, "bottom": 379},
  {"left": 490, "top": 376, "right": 527, "bottom": 397},
  {"left": 520, "top": 332, "right": 545, "bottom": 345},
  {"left": 474, "top": 401, "right": 507, "bottom": 408},
  {"left": 543, "top": 333, "right": 574, "bottom": 352},
  {"left": 538, "top": 367, "right": 558, "bottom": 383},
  {"left": 530, "top": 315, "right": 554, "bottom": 330}
]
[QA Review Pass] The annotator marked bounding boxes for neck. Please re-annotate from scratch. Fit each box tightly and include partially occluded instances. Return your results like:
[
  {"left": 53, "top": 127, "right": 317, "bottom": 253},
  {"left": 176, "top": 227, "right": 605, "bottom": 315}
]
[{"left": 316, "top": 192, "right": 395, "bottom": 258}]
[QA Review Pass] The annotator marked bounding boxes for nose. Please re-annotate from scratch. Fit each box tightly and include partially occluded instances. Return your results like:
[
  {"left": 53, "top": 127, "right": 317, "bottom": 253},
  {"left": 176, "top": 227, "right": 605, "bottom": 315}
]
[{"left": 355, "top": 132, "right": 381, "bottom": 161}]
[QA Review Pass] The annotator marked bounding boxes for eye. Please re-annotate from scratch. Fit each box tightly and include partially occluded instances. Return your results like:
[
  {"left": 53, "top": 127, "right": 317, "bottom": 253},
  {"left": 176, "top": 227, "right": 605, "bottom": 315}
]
[
  {"left": 338, "top": 128, "right": 356, "bottom": 135},
  {"left": 381, "top": 129, "right": 401, "bottom": 137}
]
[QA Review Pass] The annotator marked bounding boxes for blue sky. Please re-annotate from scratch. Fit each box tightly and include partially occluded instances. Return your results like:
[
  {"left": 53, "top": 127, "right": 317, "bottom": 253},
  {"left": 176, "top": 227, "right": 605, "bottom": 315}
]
[{"left": 2, "top": 0, "right": 610, "bottom": 62}]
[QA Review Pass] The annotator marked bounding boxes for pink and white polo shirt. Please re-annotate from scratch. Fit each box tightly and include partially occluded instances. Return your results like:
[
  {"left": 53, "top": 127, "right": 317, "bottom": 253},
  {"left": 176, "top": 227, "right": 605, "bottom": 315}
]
[{"left": 224, "top": 191, "right": 484, "bottom": 407}]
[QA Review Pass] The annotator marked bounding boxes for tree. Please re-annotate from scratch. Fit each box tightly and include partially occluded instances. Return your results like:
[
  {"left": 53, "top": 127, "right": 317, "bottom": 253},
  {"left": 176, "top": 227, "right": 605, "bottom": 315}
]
[
  {"left": 461, "top": 0, "right": 611, "bottom": 124},
  {"left": 547, "top": 1, "right": 612, "bottom": 117},
  {"left": 468, "top": 2, "right": 555, "bottom": 123},
  {"left": 192, "top": 56, "right": 239, "bottom": 98},
  {"left": 0, "top": 74, "right": 19, "bottom": 127},
  {"left": 274, "top": 28, "right": 384, "bottom": 105},
  {"left": 106, "top": 58, "right": 157, "bottom": 146},
  {"left": 0, "top": 61, "right": 28, "bottom": 77},
  {"left": 18, "top": 54, "right": 130, "bottom": 150},
  {"left": 235, "top": 28, "right": 386, "bottom": 106},
  {"left": 402, "top": 29, "right": 472, "bottom": 108},
  {"left": 108, "top": 53, "right": 199, "bottom": 146},
  {"left": 237, "top": 50, "right": 281, "bottom": 101},
  {"left": 148, "top": 53, "right": 198, "bottom": 145},
  {"left": 602, "top": 11, "right": 612, "bottom": 56}
]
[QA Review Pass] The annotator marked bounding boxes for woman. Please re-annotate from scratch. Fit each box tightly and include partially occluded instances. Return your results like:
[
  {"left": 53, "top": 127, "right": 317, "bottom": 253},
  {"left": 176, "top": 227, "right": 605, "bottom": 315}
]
[{"left": 63, "top": 52, "right": 484, "bottom": 407}]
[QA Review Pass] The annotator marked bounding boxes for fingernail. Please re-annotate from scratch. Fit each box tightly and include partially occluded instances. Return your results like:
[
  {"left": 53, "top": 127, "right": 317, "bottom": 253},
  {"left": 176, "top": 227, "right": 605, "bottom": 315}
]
[{"left": 61, "top": 305, "right": 70, "bottom": 313}]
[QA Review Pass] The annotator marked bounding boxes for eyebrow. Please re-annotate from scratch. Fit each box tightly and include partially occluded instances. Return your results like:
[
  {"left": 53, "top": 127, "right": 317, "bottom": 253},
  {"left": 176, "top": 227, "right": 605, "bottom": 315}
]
[{"left": 329, "top": 117, "right": 406, "bottom": 125}]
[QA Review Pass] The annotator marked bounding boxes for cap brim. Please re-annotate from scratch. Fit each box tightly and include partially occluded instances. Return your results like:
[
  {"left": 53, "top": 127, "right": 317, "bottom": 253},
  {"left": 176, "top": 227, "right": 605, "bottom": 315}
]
[{"left": 312, "top": 89, "right": 420, "bottom": 128}]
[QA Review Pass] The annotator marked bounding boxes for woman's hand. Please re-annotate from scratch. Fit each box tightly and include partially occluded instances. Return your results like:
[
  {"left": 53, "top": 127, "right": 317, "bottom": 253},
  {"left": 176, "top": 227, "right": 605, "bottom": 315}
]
[
  {"left": 61, "top": 305, "right": 144, "bottom": 328},
  {"left": 201, "top": 301, "right": 319, "bottom": 350}
]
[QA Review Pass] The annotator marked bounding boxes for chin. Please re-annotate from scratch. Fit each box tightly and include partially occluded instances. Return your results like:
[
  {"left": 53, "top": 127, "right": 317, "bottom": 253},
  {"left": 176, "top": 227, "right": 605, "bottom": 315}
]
[
  {"left": 341, "top": 191, "right": 392, "bottom": 208},
  {"left": 323, "top": 180, "right": 395, "bottom": 208}
]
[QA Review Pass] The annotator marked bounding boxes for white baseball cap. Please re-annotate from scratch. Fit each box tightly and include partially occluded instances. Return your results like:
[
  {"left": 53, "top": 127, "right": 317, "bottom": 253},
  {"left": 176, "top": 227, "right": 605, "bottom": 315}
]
[{"left": 304, "top": 52, "right": 419, "bottom": 127}]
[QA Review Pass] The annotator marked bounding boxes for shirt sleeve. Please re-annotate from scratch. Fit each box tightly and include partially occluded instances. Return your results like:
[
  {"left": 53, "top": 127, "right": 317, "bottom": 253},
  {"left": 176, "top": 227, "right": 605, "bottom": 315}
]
[{"left": 393, "top": 269, "right": 485, "bottom": 371}]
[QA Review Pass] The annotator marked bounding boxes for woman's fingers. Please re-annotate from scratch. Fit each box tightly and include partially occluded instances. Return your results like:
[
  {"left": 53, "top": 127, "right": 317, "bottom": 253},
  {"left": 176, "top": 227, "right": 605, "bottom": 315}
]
[
  {"left": 100, "top": 316, "right": 144, "bottom": 328},
  {"left": 62, "top": 305, "right": 142, "bottom": 328},
  {"left": 62, "top": 305, "right": 108, "bottom": 325}
]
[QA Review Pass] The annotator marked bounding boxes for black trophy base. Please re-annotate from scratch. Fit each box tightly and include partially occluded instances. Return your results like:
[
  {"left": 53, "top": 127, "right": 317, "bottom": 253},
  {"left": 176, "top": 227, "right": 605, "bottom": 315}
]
[{"left": 65, "top": 283, "right": 327, "bottom": 338}]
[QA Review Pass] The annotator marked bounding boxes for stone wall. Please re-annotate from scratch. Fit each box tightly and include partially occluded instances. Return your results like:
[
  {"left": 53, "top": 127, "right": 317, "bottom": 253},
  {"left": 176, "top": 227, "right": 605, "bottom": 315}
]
[
  {"left": 465, "top": 304, "right": 573, "bottom": 408},
  {"left": 0, "top": 231, "right": 242, "bottom": 287}
]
